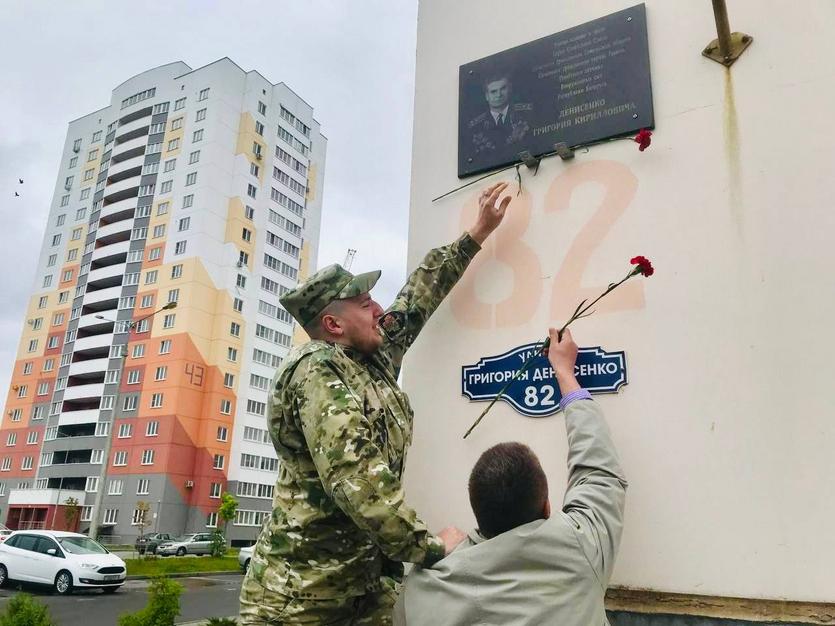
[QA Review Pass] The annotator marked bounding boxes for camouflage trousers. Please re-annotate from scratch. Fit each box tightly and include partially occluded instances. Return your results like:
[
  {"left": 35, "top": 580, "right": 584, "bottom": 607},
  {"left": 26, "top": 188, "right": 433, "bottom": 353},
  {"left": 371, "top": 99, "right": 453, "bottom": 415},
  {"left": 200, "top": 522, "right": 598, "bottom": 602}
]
[{"left": 239, "top": 574, "right": 397, "bottom": 625}]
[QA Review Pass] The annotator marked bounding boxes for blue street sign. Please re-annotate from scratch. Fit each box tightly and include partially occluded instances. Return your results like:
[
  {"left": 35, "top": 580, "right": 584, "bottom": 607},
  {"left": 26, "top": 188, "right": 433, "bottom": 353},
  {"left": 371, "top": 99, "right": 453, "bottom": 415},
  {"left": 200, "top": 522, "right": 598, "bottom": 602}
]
[{"left": 462, "top": 343, "right": 627, "bottom": 417}]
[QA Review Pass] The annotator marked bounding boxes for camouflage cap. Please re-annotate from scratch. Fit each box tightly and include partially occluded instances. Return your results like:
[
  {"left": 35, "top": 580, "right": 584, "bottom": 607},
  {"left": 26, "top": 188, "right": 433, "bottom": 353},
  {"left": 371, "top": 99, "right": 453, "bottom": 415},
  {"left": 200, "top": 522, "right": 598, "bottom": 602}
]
[{"left": 279, "top": 264, "right": 381, "bottom": 327}]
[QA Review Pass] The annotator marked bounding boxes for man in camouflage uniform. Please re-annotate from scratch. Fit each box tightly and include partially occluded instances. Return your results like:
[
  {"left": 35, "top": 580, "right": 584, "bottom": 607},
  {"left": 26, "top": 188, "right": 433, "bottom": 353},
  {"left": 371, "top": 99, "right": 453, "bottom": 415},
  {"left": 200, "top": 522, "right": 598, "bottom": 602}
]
[{"left": 239, "top": 182, "right": 513, "bottom": 624}]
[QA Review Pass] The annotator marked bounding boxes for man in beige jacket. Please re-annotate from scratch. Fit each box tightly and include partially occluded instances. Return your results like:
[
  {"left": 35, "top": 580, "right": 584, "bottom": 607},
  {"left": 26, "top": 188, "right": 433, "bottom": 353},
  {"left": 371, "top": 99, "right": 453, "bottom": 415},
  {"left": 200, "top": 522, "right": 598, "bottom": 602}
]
[{"left": 398, "top": 328, "right": 628, "bottom": 625}]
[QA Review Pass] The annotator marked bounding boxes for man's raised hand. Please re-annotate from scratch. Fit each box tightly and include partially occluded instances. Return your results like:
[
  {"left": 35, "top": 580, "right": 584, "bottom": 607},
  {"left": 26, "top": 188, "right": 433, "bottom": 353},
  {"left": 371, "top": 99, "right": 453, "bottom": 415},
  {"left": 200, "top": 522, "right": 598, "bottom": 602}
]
[{"left": 469, "top": 182, "right": 512, "bottom": 245}]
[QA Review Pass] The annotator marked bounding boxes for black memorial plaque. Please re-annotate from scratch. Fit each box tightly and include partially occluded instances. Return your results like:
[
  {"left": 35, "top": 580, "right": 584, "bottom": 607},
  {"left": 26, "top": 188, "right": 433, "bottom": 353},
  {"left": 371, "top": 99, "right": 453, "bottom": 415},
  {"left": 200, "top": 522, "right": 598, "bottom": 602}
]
[{"left": 458, "top": 4, "right": 654, "bottom": 178}]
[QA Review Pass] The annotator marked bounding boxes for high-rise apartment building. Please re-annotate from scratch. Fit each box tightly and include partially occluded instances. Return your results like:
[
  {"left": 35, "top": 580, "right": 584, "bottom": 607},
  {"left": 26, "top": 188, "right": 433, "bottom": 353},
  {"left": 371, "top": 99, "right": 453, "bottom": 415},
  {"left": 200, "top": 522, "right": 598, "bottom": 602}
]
[{"left": 0, "top": 58, "right": 326, "bottom": 544}]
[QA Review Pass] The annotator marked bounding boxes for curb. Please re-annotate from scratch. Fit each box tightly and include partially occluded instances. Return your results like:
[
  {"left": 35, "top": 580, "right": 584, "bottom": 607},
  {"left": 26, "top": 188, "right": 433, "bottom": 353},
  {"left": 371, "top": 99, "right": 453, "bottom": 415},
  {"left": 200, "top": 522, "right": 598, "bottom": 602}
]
[{"left": 127, "top": 570, "right": 243, "bottom": 580}]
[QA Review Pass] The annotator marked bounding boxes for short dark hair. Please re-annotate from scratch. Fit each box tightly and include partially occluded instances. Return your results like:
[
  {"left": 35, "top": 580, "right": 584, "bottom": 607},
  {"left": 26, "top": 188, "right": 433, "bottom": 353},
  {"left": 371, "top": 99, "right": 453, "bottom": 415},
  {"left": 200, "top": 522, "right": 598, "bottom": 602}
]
[
  {"left": 468, "top": 442, "right": 548, "bottom": 538},
  {"left": 482, "top": 72, "right": 511, "bottom": 92}
]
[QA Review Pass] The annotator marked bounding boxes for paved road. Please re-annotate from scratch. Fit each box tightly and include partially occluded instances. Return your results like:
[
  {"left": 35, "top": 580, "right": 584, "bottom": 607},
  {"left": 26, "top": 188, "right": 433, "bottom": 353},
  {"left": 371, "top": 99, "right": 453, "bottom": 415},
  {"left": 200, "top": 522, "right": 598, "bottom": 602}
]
[{"left": 0, "top": 574, "right": 243, "bottom": 625}]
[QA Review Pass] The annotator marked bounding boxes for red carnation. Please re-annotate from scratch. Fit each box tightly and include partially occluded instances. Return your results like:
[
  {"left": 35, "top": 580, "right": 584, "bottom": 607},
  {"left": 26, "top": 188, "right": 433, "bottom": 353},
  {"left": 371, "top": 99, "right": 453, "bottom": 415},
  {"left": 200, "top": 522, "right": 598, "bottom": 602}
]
[
  {"left": 634, "top": 128, "right": 652, "bottom": 152},
  {"left": 630, "top": 255, "right": 654, "bottom": 277}
]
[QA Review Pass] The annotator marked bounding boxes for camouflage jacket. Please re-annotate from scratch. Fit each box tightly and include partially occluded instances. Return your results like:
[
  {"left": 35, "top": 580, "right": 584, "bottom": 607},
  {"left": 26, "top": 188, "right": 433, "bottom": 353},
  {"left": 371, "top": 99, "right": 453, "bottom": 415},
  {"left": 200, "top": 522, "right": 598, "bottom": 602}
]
[{"left": 248, "top": 233, "right": 481, "bottom": 600}]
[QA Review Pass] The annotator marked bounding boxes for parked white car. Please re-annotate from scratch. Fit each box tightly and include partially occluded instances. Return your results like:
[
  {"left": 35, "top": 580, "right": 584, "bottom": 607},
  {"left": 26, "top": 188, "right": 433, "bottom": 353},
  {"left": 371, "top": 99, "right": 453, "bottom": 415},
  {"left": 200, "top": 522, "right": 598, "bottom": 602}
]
[
  {"left": 0, "top": 530, "right": 126, "bottom": 594},
  {"left": 157, "top": 532, "right": 219, "bottom": 556},
  {"left": 0, "top": 524, "right": 12, "bottom": 543},
  {"left": 238, "top": 545, "right": 253, "bottom": 573}
]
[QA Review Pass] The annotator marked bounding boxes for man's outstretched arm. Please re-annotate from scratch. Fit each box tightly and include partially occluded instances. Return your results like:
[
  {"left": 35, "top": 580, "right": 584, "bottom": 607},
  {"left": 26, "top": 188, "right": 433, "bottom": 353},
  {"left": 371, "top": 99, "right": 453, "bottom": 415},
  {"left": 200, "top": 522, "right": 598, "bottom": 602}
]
[
  {"left": 382, "top": 182, "right": 512, "bottom": 372},
  {"left": 547, "top": 328, "right": 628, "bottom": 586}
]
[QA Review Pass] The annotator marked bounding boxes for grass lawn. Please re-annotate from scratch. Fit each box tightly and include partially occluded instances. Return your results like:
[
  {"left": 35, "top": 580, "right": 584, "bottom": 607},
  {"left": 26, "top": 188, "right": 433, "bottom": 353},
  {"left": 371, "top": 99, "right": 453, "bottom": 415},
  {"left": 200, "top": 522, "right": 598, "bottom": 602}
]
[{"left": 125, "top": 554, "right": 241, "bottom": 577}]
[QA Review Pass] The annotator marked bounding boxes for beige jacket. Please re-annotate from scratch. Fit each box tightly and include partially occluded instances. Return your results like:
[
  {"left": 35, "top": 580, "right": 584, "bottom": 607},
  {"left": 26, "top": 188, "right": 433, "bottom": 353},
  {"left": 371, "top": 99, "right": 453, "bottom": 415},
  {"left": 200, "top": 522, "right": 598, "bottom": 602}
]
[{"left": 399, "top": 400, "right": 627, "bottom": 625}]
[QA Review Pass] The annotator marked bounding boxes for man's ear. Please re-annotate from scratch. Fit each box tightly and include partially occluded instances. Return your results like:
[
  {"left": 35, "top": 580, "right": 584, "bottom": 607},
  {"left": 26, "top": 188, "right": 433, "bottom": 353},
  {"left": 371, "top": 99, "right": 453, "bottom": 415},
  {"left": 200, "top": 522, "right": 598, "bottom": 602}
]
[
  {"left": 543, "top": 499, "right": 551, "bottom": 520},
  {"left": 321, "top": 313, "right": 342, "bottom": 336}
]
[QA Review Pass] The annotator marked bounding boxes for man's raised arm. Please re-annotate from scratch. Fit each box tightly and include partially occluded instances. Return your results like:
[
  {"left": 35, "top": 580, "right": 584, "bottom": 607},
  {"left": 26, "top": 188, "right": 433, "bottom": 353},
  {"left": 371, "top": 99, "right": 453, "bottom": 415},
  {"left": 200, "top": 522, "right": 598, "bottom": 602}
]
[{"left": 546, "top": 328, "right": 628, "bottom": 586}]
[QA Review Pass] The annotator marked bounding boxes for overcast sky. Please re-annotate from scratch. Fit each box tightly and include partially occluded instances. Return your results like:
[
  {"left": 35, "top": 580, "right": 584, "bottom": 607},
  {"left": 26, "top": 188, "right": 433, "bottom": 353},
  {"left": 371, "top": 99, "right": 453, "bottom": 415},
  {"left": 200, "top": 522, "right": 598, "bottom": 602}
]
[{"left": 0, "top": 0, "right": 418, "bottom": 396}]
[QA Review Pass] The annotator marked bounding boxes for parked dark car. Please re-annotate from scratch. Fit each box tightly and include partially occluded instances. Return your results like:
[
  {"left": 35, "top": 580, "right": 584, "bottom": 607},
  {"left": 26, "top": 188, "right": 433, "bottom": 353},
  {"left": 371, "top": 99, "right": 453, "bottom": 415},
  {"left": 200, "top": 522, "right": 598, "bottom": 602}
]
[{"left": 134, "top": 533, "right": 173, "bottom": 555}]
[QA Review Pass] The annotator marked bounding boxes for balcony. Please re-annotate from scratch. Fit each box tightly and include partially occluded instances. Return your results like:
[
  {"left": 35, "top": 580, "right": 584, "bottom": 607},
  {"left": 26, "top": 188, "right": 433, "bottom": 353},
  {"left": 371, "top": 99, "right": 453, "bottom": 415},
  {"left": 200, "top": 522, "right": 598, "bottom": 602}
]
[
  {"left": 100, "top": 197, "right": 136, "bottom": 223},
  {"left": 58, "top": 408, "right": 101, "bottom": 426},
  {"left": 73, "top": 333, "right": 113, "bottom": 353},
  {"left": 102, "top": 177, "right": 140, "bottom": 204},
  {"left": 95, "top": 219, "right": 133, "bottom": 243},
  {"left": 114, "top": 117, "right": 150, "bottom": 143},
  {"left": 110, "top": 136, "right": 147, "bottom": 163},
  {"left": 91, "top": 240, "right": 130, "bottom": 265},
  {"left": 82, "top": 285, "right": 122, "bottom": 307},
  {"left": 68, "top": 355, "right": 109, "bottom": 377},
  {"left": 50, "top": 448, "right": 94, "bottom": 465},
  {"left": 118, "top": 105, "right": 152, "bottom": 126},
  {"left": 86, "top": 264, "right": 124, "bottom": 290},
  {"left": 8, "top": 489, "right": 86, "bottom": 506},
  {"left": 62, "top": 383, "right": 105, "bottom": 401},
  {"left": 76, "top": 313, "right": 115, "bottom": 335},
  {"left": 107, "top": 154, "right": 144, "bottom": 181}
]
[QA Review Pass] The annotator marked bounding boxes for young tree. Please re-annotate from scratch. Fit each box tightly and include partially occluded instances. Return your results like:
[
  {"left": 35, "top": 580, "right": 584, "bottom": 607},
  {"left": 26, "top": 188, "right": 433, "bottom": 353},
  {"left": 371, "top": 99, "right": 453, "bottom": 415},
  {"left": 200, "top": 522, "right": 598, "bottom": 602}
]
[
  {"left": 135, "top": 501, "right": 151, "bottom": 558},
  {"left": 62, "top": 497, "right": 80, "bottom": 532},
  {"left": 210, "top": 492, "right": 239, "bottom": 557}
]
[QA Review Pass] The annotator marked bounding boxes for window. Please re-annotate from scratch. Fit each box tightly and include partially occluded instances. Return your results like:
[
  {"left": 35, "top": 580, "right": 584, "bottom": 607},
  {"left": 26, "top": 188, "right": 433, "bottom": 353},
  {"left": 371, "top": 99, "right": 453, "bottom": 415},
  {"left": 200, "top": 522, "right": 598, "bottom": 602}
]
[
  {"left": 58, "top": 291, "right": 69, "bottom": 304},
  {"left": 146, "top": 420, "right": 159, "bottom": 437},
  {"left": 159, "top": 339, "right": 172, "bottom": 354},
  {"left": 141, "top": 294, "right": 154, "bottom": 308},
  {"left": 192, "top": 129, "right": 204, "bottom": 143},
  {"left": 35, "top": 478, "right": 48, "bottom": 489},
  {"left": 206, "top": 512, "right": 218, "bottom": 528},
  {"left": 27, "top": 431, "right": 38, "bottom": 445},
  {"left": 32, "top": 406, "right": 45, "bottom": 421},
  {"left": 174, "top": 241, "right": 187, "bottom": 255},
  {"left": 6, "top": 433, "right": 16, "bottom": 446},
  {"left": 71, "top": 227, "right": 82, "bottom": 241},
  {"left": 123, "top": 395, "right": 138, "bottom": 411},
  {"left": 150, "top": 393, "right": 163, "bottom": 409},
  {"left": 69, "top": 156, "right": 78, "bottom": 168},
  {"left": 118, "top": 296, "right": 135, "bottom": 310},
  {"left": 65, "top": 175, "right": 75, "bottom": 188},
  {"left": 198, "top": 88, "right": 209, "bottom": 101},
  {"left": 253, "top": 142, "right": 262, "bottom": 157},
  {"left": 162, "top": 314, "right": 175, "bottom": 329},
  {"left": 67, "top": 248, "right": 78, "bottom": 262},
  {"left": 32, "top": 317, "right": 44, "bottom": 330},
  {"left": 189, "top": 150, "right": 200, "bottom": 164},
  {"left": 230, "top": 322, "right": 241, "bottom": 337},
  {"left": 148, "top": 247, "right": 161, "bottom": 261},
  {"left": 152, "top": 366, "right": 168, "bottom": 383},
  {"left": 159, "top": 180, "right": 172, "bottom": 194},
  {"left": 209, "top": 482, "right": 221, "bottom": 498},
  {"left": 91, "top": 449, "right": 104, "bottom": 464},
  {"left": 223, "top": 373, "right": 235, "bottom": 388},
  {"left": 233, "top": 298, "right": 244, "bottom": 313},
  {"left": 137, "top": 479, "right": 150, "bottom": 495},
  {"left": 247, "top": 184, "right": 257, "bottom": 198},
  {"left": 80, "top": 188, "right": 90, "bottom": 200},
  {"left": 132, "top": 344, "right": 145, "bottom": 358},
  {"left": 61, "top": 268, "right": 73, "bottom": 282},
  {"left": 22, "top": 362, "right": 33, "bottom": 375},
  {"left": 145, "top": 270, "right": 158, "bottom": 284},
  {"left": 250, "top": 163, "right": 260, "bottom": 177},
  {"left": 255, "top": 121, "right": 265, "bottom": 136},
  {"left": 246, "top": 399, "right": 267, "bottom": 416},
  {"left": 118, "top": 423, "right": 133, "bottom": 438},
  {"left": 227, "top": 347, "right": 238, "bottom": 362},
  {"left": 92, "top": 130, "right": 102, "bottom": 142},
  {"left": 146, "top": 142, "right": 162, "bottom": 154},
  {"left": 178, "top": 217, "right": 190, "bottom": 231},
  {"left": 47, "top": 254, "right": 58, "bottom": 268},
  {"left": 236, "top": 274, "right": 247, "bottom": 288},
  {"left": 10, "top": 409, "right": 22, "bottom": 422},
  {"left": 167, "top": 288, "right": 179, "bottom": 303},
  {"left": 242, "top": 228, "right": 252, "bottom": 242},
  {"left": 239, "top": 250, "right": 249, "bottom": 265},
  {"left": 103, "top": 509, "right": 118, "bottom": 525},
  {"left": 220, "top": 399, "right": 231, "bottom": 415},
  {"left": 83, "top": 168, "right": 94, "bottom": 181},
  {"left": 167, "top": 138, "right": 180, "bottom": 151},
  {"left": 21, "top": 457, "right": 33, "bottom": 471},
  {"left": 170, "top": 117, "right": 183, "bottom": 130},
  {"left": 250, "top": 374, "right": 270, "bottom": 391},
  {"left": 80, "top": 506, "right": 92, "bottom": 521},
  {"left": 18, "top": 384, "right": 29, "bottom": 398},
  {"left": 88, "top": 148, "right": 98, "bottom": 162},
  {"left": 139, "top": 184, "right": 155, "bottom": 196},
  {"left": 60, "top": 194, "right": 69, "bottom": 207},
  {"left": 174, "top": 97, "right": 186, "bottom": 110},
  {"left": 132, "top": 227, "right": 147, "bottom": 240},
  {"left": 113, "top": 450, "right": 128, "bottom": 466},
  {"left": 95, "top": 422, "right": 111, "bottom": 437},
  {"left": 85, "top": 477, "right": 99, "bottom": 492},
  {"left": 217, "top": 426, "right": 228, "bottom": 442},
  {"left": 27, "top": 339, "right": 37, "bottom": 353},
  {"left": 153, "top": 224, "right": 166, "bottom": 238},
  {"left": 38, "top": 295, "right": 48, "bottom": 309},
  {"left": 141, "top": 449, "right": 155, "bottom": 465},
  {"left": 185, "top": 172, "right": 197, "bottom": 186},
  {"left": 36, "top": 382, "right": 49, "bottom": 396},
  {"left": 44, "top": 427, "right": 56, "bottom": 440},
  {"left": 108, "top": 479, "right": 123, "bottom": 495},
  {"left": 234, "top": 510, "right": 270, "bottom": 527},
  {"left": 0, "top": 458, "right": 10, "bottom": 472},
  {"left": 196, "top": 108, "right": 206, "bottom": 122},
  {"left": 258, "top": 101, "right": 267, "bottom": 115},
  {"left": 135, "top": 205, "right": 150, "bottom": 218},
  {"left": 182, "top": 194, "right": 193, "bottom": 209},
  {"left": 157, "top": 201, "right": 170, "bottom": 215},
  {"left": 213, "top": 454, "right": 224, "bottom": 469}
]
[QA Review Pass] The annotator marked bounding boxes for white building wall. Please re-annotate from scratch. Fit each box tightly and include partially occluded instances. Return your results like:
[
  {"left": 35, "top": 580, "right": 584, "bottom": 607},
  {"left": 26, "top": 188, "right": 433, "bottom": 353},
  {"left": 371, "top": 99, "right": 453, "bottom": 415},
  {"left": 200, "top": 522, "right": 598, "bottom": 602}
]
[{"left": 405, "top": 0, "right": 835, "bottom": 604}]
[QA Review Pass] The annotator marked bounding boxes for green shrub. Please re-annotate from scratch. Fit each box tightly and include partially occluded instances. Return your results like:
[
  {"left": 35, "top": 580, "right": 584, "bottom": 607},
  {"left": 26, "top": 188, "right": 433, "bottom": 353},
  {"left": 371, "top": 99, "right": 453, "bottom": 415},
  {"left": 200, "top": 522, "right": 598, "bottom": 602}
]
[
  {"left": 0, "top": 593, "right": 55, "bottom": 626},
  {"left": 206, "top": 619, "right": 238, "bottom": 626},
  {"left": 118, "top": 576, "right": 183, "bottom": 626}
]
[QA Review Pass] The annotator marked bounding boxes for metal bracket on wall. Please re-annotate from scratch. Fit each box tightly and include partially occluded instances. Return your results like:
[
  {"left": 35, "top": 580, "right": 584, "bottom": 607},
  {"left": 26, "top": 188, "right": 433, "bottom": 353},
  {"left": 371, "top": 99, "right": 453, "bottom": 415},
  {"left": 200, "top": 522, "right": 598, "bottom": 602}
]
[
  {"left": 517, "top": 151, "right": 541, "bottom": 170},
  {"left": 703, "top": 0, "right": 752, "bottom": 67},
  {"left": 554, "top": 142, "right": 575, "bottom": 161}
]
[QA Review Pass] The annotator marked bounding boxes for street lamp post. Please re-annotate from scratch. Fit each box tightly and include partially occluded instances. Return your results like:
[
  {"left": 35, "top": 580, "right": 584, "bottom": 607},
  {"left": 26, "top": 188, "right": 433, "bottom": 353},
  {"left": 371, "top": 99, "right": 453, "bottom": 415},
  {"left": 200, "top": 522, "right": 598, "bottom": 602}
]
[{"left": 87, "top": 301, "right": 177, "bottom": 540}]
